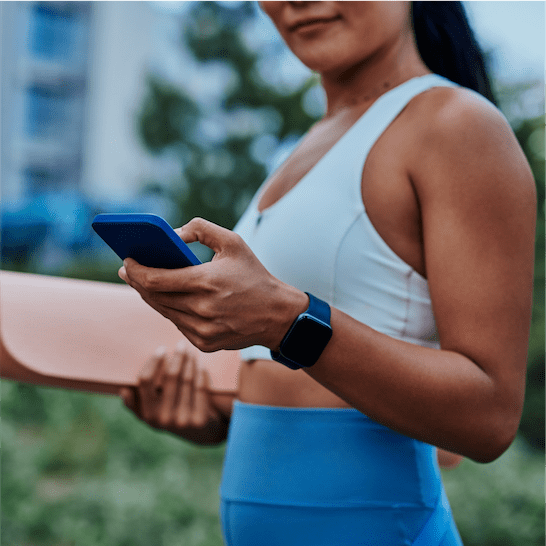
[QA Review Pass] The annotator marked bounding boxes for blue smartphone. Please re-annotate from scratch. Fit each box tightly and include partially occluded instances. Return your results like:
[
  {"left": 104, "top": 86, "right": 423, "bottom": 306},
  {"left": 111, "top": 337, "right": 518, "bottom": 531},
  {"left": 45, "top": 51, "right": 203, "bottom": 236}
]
[{"left": 92, "top": 213, "right": 201, "bottom": 269}]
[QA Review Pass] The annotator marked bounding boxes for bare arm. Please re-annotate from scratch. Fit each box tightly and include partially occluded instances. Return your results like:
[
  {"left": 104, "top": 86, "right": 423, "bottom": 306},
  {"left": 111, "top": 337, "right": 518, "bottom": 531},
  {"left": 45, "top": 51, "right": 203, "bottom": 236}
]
[{"left": 302, "top": 92, "right": 536, "bottom": 462}]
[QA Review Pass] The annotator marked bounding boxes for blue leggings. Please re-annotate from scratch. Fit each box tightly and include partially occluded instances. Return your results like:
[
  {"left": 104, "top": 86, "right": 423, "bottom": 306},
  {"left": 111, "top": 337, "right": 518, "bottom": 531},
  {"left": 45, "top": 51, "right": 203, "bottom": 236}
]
[{"left": 219, "top": 402, "right": 463, "bottom": 546}]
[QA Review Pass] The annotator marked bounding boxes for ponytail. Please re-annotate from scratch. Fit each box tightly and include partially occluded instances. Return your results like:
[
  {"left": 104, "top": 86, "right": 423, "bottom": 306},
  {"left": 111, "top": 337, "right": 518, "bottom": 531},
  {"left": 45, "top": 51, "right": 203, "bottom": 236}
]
[{"left": 412, "top": 1, "right": 497, "bottom": 105}]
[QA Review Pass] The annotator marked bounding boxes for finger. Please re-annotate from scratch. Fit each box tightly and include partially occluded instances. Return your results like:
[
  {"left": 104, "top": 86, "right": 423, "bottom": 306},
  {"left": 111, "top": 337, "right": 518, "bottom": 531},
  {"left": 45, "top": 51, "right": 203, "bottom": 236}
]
[
  {"left": 176, "top": 218, "right": 236, "bottom": 256},
  {"left": 143, "top": 290, "right": 202, "bottom": 317},
  {"left": 123, "top": 257, "right": 211, "bottom": 295},
  {"left": 158, "top": 352, "right": 183, "bottom": 427},
  {"left": 123, "top": 259, "right": 178, "bottom": 292},
  {"left": 118, "top": 265, "right": 127, "bottom": 282},
  {"left": 176, "top": 352, "right": 197, "bottom": 426},
  {"left": 139, "top": 346, "right": 167, "bottom": 384},
  {"left": 176, "top": 338, "right": 193, "bottom": 354},
  {"left": 122, "top": 268, "right": 224, "bottom": 351},
  {"left": 128, "top": 281, "right": 192, "bottom": 327},
  {"left": 138, "top": 347, "right": 166, "bottom": 422},
  {"left": 133, "top": 289, "right": 222, "bottom": 351},
  {"left": 192, "top": 366, "right": 212, "bottom": 428},
  {"left": 144, "top": 299, "right": 215, "bottom": 349},
  {"left": 151, "top": 359, "right": 170, "bottom": 399}
]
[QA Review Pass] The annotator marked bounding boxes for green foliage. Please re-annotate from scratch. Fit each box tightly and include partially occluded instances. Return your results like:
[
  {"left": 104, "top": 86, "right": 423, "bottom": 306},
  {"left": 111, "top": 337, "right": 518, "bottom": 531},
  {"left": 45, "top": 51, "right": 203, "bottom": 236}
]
[
  {"left": 139, "top": 77, "right": 200, "bottom": 154},
  {"left": 137, "top": 1, "right": 321, "bottom": 230},
  {"left": 1, "top": 381, "right": 225, "bottom": 546},
  {"left": 443, "top": 438, "right": 545, "bottom": 546},
  {"left": 514, "top": 115, "right": 545, "bottom": 451},
  {"left": 2, "top": 380, "right": 544, "bottom": 546}
]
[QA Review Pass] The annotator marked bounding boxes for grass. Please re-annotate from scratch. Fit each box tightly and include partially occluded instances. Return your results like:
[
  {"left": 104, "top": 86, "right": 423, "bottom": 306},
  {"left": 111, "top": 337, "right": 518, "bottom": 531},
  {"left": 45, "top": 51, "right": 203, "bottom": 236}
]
[{"left": 2, "top": 380, "right": 544, "bottom": 546}]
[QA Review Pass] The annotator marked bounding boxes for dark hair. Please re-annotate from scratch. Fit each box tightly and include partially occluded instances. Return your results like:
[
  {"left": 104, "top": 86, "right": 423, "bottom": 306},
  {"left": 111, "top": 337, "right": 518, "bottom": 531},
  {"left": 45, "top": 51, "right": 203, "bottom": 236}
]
[{"left": 412, "top": 1, "right": 497, "bottom": 105}]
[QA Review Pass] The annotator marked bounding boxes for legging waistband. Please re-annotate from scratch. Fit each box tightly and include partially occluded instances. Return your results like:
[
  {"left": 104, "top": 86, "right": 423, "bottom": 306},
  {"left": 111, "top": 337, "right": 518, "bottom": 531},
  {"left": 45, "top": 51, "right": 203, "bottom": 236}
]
[{"left": 220, "top": 401, "right": 442, "bottom": 508}]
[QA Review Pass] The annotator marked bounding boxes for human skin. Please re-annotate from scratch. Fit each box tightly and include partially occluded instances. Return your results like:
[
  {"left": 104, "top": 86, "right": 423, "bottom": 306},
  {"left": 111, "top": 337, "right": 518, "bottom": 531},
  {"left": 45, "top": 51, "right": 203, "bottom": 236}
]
[{"left": 120, "top": 1, "right": 536, "bottom": 463}]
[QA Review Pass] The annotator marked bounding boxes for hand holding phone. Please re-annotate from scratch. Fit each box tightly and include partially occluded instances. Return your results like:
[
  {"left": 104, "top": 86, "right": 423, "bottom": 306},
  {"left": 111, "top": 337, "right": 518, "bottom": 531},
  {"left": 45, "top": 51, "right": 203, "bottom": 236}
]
[
  {"left": 112, "top": 216, "right": 294, "bottom": 354},
  {"left": 92, "top": 213, "right": 201, "bottom": 269}
]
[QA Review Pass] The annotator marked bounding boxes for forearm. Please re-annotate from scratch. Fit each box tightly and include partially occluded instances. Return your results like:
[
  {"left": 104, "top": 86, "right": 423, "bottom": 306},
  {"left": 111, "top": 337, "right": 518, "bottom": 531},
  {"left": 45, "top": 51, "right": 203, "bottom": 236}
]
[{"left": 304, "top": 308, "right": 520, "bottom": 463}]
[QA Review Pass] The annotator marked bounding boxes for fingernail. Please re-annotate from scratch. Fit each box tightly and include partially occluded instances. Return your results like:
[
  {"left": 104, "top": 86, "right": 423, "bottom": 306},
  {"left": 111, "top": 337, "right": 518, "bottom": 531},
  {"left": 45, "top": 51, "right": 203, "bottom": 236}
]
[
  {"left": 196, "top": 368, "right": 206, "bottom": 388},
  {"left": 155, "top": 346, "right": 167, "bottom": 357}
]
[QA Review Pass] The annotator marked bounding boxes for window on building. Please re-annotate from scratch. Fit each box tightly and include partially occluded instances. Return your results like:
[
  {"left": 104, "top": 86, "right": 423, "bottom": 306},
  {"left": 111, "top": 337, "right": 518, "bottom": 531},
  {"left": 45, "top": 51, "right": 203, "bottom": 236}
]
[
  {"left": 24, "top": 80, "right": 84, "bottom": 141},
  {"left": 29, "top": 2, "right": 89, "bottom": 63},
  {"left": 23, "top": 160, "right": 79, "bottom": 193},
  {"left": 25, "top": 84, "right": 67, "bottom": 138}
]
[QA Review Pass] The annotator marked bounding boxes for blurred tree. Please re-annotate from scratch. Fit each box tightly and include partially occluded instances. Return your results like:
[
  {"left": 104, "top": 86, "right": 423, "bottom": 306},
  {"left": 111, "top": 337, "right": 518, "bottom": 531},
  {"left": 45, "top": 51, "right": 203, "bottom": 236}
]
[
  {"left": 514, "top": 113, "right": 545, "bottom": 451},
  {"left": 137, "top": 1, "right": 321, "bottom": 232}
]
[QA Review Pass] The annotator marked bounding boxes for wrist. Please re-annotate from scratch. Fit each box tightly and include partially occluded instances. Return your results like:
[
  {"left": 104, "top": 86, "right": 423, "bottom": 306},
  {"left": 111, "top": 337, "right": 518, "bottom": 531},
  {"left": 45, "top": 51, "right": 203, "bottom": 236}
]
[{"left": 268, "top": 284, "right": 309, "bottom": 353}]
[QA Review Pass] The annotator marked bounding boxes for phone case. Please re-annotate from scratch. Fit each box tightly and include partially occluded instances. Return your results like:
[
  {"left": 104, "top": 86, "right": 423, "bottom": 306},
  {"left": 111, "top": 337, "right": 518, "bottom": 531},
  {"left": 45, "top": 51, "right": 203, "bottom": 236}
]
[{"left": 92, "top": 213, "right": 201, "bottom": 269}]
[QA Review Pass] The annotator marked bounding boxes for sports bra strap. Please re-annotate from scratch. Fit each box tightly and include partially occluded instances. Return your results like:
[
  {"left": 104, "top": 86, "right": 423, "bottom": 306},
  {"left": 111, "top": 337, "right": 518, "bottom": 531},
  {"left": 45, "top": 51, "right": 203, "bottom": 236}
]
[{"left": 345, "top": 74, "right": 458, "bottom": 176}]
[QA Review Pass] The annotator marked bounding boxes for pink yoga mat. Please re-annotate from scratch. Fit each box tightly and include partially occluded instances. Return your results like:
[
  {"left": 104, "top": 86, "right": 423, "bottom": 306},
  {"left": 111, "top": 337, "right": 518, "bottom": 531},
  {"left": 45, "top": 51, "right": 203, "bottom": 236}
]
[{"left": 1, "top": 271, "right": 240, "bottom": 398}]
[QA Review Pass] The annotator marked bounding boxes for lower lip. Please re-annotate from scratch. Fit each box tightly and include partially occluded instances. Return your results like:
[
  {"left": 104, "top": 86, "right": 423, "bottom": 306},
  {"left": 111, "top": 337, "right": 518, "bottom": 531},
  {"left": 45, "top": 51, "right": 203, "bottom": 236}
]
[{"left": 293, "top": 18, "right": 340, "bottom": 34}]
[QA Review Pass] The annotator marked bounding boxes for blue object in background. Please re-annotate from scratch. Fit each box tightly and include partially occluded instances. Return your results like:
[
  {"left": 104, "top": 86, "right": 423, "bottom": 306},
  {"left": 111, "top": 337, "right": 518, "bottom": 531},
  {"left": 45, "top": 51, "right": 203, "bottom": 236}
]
[
  {"left": 0, "top": 198, "right": 51, "bottom": 265},
  {"left": 1, "top": 191, "right": 175, "bottom": 269}
]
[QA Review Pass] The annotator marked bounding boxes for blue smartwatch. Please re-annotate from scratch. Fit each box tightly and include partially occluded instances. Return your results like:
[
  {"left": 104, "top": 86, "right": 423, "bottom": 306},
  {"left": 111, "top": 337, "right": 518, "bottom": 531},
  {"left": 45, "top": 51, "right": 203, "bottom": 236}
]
[{"left": 271, "top": 293, "right": 333, "bottom": 370}]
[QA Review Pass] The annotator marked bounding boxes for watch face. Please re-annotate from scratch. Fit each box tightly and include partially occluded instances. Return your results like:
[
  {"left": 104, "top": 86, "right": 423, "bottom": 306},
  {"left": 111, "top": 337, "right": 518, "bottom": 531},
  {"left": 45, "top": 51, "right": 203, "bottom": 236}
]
[{"left": 282, "top": 315, "right": 332, "bottom": 367}]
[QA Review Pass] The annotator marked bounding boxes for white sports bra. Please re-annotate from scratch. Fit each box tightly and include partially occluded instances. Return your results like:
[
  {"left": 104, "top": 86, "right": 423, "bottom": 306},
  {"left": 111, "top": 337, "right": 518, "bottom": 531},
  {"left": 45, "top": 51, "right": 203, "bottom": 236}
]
[{"left": 234, "top": 75, "right": 457, "bottom": 361}]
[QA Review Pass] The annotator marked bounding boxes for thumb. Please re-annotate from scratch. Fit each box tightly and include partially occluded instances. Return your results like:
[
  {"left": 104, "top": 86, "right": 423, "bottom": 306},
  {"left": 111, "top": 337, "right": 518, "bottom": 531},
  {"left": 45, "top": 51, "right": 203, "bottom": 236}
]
[{"left": 176, "top": 218, "right": 236, "bottom": 256}]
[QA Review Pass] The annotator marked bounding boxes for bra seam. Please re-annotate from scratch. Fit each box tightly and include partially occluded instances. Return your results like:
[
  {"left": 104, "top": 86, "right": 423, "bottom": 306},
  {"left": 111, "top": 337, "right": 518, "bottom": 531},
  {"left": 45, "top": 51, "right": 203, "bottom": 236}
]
[
  {"left": 401, "top": 270, "right": 413, "bottom": 341},
  {"left": 332, "top": 212, "right": 363, "bottom": 307}
]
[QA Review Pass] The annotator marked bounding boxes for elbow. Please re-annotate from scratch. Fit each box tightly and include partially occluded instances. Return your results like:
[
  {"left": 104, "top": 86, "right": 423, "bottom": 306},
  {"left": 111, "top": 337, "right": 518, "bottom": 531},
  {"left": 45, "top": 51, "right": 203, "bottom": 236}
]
[
  {"left": 467, "top": 408, "right": 521, "bottom": 464},
  {"left": 469, "top": 432, "right": 516, "bottom": 464}
]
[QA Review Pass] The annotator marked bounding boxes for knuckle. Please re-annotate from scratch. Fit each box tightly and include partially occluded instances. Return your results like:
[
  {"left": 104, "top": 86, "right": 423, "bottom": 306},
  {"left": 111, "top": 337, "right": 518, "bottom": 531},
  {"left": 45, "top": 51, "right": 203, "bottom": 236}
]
[
  {"left": 226, "top": 230, "right": 244, "bottom": 251},
  {"left": 229, "top": 231, "right": 243, "bottom": 245},
  {"left": 183, "top": 330, "right": 214, "bottom": 353},
  {"left": 196, "top": 321, "right": 215, "bottom": 340},
  {"left": 195, "top": 269, "right": 215, "bottom": 293},
  {"left": 190, "top": 414, "right": 207, "bottom": 429},
  {"left": 175, "top": 414, "right": 190, "bottom": 429},
  {"left": 157, "top": 414, "right": 171, "bottom": 428},
  {"left": 141, "top": 271, "right": 160, "bottom": 291},
  {"left": 192, "top": 217, "right": 207, "bottom": 229},
  {"left": 196, "top": 299, "right": 215, "bottom": 320},
  {"left": 193, "top": 336, "right": 209, "bottom": 353}
]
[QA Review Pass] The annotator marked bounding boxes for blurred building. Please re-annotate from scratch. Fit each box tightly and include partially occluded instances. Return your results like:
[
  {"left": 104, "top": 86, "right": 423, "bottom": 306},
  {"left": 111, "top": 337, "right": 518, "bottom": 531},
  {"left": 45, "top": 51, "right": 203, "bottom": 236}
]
[
  {"left": 1, "top": 1, "right": 91, "bottom": 201},
  {"left": 1, "top": 1, "right": 180, "bottom": 269}
]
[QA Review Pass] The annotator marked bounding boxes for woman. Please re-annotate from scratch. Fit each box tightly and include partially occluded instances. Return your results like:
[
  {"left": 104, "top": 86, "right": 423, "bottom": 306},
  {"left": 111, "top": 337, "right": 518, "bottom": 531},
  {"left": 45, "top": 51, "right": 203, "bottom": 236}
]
[{"left": 119, "top": 2, "right": 536, "bottom": 544}]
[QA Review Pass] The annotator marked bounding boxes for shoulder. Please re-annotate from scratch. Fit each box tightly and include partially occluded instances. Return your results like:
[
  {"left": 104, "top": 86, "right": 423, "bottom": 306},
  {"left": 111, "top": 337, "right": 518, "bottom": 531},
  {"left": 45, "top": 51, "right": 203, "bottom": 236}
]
[
  {"left": 405, "top": 85, "right": 535, "bottom": 206},
  {"left": 408, "top": 85, "right": 518, "bottom": 163}
]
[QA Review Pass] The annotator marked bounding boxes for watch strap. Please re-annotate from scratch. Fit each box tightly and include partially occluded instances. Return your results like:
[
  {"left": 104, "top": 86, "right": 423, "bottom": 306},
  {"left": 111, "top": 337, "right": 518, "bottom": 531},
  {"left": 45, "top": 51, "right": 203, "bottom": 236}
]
[{"left": 306, "top": 292, "right": 331, "bottom": 325}]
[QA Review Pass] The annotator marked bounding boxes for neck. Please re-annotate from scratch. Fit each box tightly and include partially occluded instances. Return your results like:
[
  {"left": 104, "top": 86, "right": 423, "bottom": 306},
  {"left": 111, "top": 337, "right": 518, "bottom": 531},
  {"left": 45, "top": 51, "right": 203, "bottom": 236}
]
[{"left": 320, "top": 34, "right": 430, "bottom": 117}]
